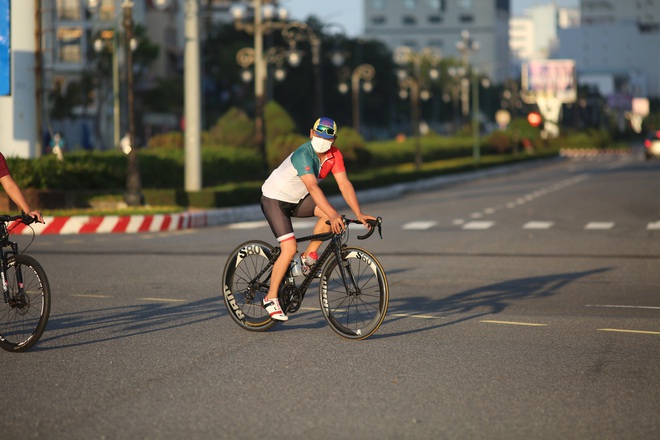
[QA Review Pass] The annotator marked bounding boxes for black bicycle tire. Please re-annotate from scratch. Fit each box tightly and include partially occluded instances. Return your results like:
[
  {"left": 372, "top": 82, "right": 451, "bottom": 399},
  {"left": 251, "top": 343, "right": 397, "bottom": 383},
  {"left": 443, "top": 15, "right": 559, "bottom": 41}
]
[
  {"left": 222, "top": 240, "right": 278, "bottom": 332},
  {"left": 0, "top": 254, "right": 51, "bottom": 352},
  {"left": 319, "top": 246, "right": 388, "bottom": 340}
]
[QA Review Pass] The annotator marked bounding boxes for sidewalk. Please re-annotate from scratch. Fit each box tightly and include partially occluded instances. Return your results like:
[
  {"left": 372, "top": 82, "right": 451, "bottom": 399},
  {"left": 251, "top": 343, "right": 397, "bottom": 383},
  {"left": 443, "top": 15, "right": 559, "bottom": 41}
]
[{"left": 10, "top": 157, "right": 562, "bottom": 236}]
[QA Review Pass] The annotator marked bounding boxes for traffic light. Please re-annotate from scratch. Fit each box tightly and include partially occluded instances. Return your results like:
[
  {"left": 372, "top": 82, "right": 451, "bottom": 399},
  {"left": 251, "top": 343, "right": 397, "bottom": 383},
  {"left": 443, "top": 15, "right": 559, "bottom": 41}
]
[{"left": 527, "top": 111, "right": 542, "bottom": 127}]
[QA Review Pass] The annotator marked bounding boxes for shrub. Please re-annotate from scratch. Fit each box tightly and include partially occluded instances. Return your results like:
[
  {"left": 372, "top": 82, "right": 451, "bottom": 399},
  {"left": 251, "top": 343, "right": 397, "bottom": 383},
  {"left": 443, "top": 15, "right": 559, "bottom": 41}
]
[
  {"left": 147, "top": 131, "right": 184, "bottom": 149},
  {"left": 266, "top": 133, "right": 309, "bottom": 169},
  {"left": 208, "top": 107, "right": 256, "bottom": 149},
  {"left": 264, "top": 101, "right": 296, "bottom": 147}
]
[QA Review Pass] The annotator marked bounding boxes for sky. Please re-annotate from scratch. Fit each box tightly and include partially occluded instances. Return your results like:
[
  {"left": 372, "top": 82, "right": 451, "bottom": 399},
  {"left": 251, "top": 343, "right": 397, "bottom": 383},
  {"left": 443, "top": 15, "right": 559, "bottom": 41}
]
[{"left": 280, "top": 0, "right": 580, "bottom": 37}]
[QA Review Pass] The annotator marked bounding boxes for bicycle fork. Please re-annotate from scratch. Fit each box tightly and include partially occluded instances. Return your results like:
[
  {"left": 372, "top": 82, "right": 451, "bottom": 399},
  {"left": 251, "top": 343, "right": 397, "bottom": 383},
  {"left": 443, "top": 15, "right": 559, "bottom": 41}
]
[
  {"left": 333, "top": 246, "right": 360, "bottom": 296},
  {"left": 2, "top": 250, "right": 26, "bottom": 308}
]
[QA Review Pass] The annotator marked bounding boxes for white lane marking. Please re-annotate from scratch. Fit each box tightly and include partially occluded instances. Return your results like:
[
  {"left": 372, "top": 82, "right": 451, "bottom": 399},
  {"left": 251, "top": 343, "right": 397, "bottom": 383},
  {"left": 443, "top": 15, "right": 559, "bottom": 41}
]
[
  {"left": 462, "top": 221, "right": 495, "bottom": 230},
  {"left": 228, "top": 221, "right": 269, "bottom": 229},
  {"left": 402, "top": 221, "right": 438, "bottom": 230},
  {"left": 523, "top": 221, "right": 554, "bottom": 229},
  {"left": 585, "top": 222, "right": 614, "bottom": 230},
  {"left": 470, "top": 212, "right": 483, "bottom": 218},
  {"left": 292, "top": 220, "right": 317, "bottom": 229},
  {"left": 483, "top": 208, "right": 495, "bottom": 214},
  {"left": 140, "top": 298, "right": 187, "bottom": 303},
  {"left": 452, "top": 219, "right": 465, "bottom": 225},
  {"left": 647, "top": 221, "right": 660, "bottom": 230}
]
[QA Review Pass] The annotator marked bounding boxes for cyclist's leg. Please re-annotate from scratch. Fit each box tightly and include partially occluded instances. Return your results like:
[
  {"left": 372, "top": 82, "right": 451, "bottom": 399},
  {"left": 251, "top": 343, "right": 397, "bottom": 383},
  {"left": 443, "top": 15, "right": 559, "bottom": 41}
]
[
  {"left": 293, "top": 196, "right": 329, "bottom": 258},
  {"left": 261, "top": 196, "right": 298, "bottom": 301}
]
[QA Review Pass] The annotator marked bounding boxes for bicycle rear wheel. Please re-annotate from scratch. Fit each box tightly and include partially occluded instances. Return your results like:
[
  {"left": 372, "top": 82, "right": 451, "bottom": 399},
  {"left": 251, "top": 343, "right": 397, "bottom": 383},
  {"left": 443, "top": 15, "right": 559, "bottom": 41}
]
[
  {"left": 0, "top": 254, "right": 51, "bottom": 352},
  {"left": 319, "top": 246, "right": 388, "bottom": 340},
  {"left": 222, "top": 240, "right": 277, "bottom": 332}
]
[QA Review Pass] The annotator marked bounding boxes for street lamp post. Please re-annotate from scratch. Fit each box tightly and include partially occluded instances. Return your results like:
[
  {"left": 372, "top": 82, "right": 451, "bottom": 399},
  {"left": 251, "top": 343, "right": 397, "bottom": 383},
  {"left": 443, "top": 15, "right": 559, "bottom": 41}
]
[
  {"left": 338, "top": 64, "right": 375, "bottom": 134},
  {"left": 281, "top": 22, "right": 321, "bottom": 115},
  {"left": 456, "top": 30, "right": 480, "bottom": 163},
  {"left": 122, "top": 0, "right": 142, "bottom": 206},
  {"left": 394, "top": 46, "right": 441, "bottom": 171},
  {"left": 93, "top": 30, "right": 120, "bottom": 150}
]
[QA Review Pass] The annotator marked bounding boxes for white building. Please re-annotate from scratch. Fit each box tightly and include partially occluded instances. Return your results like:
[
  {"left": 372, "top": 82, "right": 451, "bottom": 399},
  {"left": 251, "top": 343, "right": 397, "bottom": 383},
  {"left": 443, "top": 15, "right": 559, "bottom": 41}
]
[
  {"left": 554, "top": 0, "right": 660, "bottom": 99},
  {"left": 509, "top": 3, "right": 580, "bottom": 75},
  {"left": 363, "top": 0, "right": 511, "bottom": 83}
]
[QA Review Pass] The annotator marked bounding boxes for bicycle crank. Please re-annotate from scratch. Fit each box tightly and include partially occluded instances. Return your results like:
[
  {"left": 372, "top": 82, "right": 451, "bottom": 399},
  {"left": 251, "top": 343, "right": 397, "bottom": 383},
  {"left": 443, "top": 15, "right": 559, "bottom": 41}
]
[{"left": 279, "top": 284, "right": 302, "bottom": 314}]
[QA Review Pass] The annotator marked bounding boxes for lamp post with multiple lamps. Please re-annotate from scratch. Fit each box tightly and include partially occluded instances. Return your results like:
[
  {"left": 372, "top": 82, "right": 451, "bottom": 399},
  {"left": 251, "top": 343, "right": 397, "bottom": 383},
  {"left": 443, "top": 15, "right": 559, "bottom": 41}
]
[
  {"left": 455, "top": 30, "right": 480, "bottom": 164},
  {"left": 337, "top": 63, "right": 375, "bottom": 134},
  {"left": 231, "top": 0, "right": 321, "bottom": 163},
  {"left": 394, "top": 46, "right": 441, "bottom": 171},
  {"left": 88, "top": 0, "right": 142, "bottom": 205},
  {"left": 92, "top": 30, "right": 120, "bottom": 151}
]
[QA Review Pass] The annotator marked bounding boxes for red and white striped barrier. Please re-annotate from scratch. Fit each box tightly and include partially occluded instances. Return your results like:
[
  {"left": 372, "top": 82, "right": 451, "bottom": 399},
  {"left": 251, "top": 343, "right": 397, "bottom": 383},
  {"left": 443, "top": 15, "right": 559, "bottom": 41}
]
[{"left": 9, "top": 211, "right": 210, "bottom": 235}]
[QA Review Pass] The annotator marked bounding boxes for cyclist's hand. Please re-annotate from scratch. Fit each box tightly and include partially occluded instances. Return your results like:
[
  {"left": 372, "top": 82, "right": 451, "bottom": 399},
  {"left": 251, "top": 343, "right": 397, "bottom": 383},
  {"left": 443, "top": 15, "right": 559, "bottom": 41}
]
[
  {"left": 28, "top": 210, "right": 44, "bottom": 224},
  {"left": 357, "top": 213, "right": 377, "bottom": 229},
  {"left": 329, "top": 213, "right": 344, "bottom": 234}
]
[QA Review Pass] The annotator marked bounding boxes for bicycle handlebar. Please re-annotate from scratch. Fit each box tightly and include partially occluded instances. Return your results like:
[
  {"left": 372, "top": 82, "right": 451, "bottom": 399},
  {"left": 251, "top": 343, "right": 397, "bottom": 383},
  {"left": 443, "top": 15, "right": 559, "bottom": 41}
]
[
  {"left": 0, "top": 212, "right": 39, "bottom": 225},
  {"left": 328, "top": 216, "right": 383, "bottom": 240}
]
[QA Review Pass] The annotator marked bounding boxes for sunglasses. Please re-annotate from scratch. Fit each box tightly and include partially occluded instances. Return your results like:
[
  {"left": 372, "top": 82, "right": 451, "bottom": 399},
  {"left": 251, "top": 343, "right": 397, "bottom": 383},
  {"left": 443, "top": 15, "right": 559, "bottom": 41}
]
[{"left": 315, "top": 125, "right": 336, "bottom": 136}]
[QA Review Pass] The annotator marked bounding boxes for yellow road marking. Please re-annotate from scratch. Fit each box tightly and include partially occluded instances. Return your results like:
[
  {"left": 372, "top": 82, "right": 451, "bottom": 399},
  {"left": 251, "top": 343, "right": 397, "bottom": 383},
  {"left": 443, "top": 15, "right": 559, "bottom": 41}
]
[
  {"left": 139, "top": 297, "right": 187, "bottom": 303},
  {"left": 480, "top": 320, "right": 547, "bottom": 327},
  {"left": 71, "top": 294, "right": 112, "bottom": 298},
  {"left": 598, "top": 328, "right": 660, "bottom": 335}
]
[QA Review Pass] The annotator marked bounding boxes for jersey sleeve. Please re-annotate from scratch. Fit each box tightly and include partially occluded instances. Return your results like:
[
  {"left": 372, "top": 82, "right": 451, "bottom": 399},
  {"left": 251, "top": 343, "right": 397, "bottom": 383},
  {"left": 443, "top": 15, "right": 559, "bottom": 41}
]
[
  {"left": 290, "top": 147, "right": 316, "bottom": 177},
  {"left": 329, "top": 147, "right": 346, "bottom": 174},
  {"left": 0, "top": 153, "right": 10, "bottom": 178}
]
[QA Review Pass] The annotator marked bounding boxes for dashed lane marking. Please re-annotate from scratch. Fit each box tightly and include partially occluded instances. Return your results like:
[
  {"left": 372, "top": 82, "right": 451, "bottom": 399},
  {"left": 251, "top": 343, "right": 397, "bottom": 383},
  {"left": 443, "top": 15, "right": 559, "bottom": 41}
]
[
  {"left": 402, "top": 221, "right": 438, "bottom": 230},
  {"left": 139, "top": 297, "right": 187, "bottom": 303},
  {"left": 585, "top": 222, "right": 615, "bottom": 230},
  {"left": 523, "top": 221, "right": 555, "bottom": 229},
  {"left": 462, "top": 221, "right": 495, "bottom": 230},
  {"left": 228, "top": 221, "right": 269, "bottom": 229},
  {"left": 647, "top": 221, "right": 660, "bottom": 230}
]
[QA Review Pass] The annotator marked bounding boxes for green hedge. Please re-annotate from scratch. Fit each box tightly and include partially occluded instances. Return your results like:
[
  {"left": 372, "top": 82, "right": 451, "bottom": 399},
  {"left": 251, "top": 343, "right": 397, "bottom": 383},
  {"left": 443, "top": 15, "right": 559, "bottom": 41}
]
[{"left": 6, "top": 147, "right": 266, "bottom": 191}]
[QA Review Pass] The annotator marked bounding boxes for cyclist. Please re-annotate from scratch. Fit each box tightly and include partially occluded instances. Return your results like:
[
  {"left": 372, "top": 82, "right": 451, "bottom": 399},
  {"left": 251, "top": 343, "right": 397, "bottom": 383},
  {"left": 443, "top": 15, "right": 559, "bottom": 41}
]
[
  {"left": 260, "top": 117, "right": 375, "bottom": 321},
  {"left": 0, "top": 152, "right": 44, "bottom": 223}
]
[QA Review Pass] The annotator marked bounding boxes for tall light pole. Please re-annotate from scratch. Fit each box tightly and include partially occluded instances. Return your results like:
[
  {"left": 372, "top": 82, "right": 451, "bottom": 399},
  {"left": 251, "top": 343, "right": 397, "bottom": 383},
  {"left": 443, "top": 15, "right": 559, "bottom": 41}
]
[
  {"left": 281, "top": 22, "right": 321, "bottom": 115},
  {"left": 122, "top": 0, "right": 142, "bottom": 206},
  {"left": 394, "top": 46, "right": 441, "bottom": 171},
  {"left": 456, "top": 30, "right": 480, "bottom": 164},
  {"left": 232, "top": 0, "right": 289, "bottom": 166}
]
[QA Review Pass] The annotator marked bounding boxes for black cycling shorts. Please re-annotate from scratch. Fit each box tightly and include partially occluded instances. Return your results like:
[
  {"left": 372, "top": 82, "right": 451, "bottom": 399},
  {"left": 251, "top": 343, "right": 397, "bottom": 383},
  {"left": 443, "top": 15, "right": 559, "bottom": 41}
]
[{"left": 260, "top": 195, "right": 316, "bottom": 242}]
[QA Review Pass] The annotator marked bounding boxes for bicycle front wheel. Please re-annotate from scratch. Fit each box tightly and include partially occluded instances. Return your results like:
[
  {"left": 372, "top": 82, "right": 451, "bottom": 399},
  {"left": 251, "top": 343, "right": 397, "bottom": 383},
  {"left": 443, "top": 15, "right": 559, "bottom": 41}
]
[
  {"left": 222, "top": 240, "right": 277, "bottom": 332},
  {"left": 0, "top": 254, "right": 51, "bottom": 352},
  {"left": 319, "top": 246, "right": 388, "bottom": 340}
]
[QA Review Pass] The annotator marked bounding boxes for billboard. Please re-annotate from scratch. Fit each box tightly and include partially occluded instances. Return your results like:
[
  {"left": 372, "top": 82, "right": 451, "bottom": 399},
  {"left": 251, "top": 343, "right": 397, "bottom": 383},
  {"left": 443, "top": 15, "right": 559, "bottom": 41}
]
[
  {"left": 0, "top": 0, "right": 9, "bottom": 96},
  {"left": 521, "top": 59, "right": 577, "bottom": 104}
]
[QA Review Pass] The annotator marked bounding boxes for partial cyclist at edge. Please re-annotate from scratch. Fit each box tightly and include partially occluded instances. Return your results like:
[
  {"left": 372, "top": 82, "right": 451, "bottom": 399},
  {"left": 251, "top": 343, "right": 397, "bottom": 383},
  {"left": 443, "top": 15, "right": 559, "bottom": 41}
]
[
  {"left": 0, "top": 152, "right": 44, "bottom": 224},
  {"left": 260, "top": 117, "right": 376, "bottom": 321}
]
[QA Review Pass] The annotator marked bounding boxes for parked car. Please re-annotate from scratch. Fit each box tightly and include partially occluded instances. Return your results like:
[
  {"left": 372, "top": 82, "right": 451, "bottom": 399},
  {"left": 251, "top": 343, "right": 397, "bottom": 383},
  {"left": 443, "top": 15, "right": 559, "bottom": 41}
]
[{"left": 644, "top": 131, "right": 660, "bottom": 160}]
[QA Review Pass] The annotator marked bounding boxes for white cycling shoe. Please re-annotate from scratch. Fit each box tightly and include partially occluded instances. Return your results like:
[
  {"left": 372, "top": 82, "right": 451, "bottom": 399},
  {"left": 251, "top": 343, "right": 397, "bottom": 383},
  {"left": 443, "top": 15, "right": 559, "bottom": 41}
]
[{"left": 263, "top": 297, "right": 288, "bottom": 321}]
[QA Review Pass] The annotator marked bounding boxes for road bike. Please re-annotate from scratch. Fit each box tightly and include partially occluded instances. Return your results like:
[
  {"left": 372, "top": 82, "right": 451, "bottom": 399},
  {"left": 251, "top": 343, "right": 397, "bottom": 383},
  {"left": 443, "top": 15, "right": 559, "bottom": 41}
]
[
  {"left": 0, "top": 213, "right": 51, "bottom": 352},
  {"left": 222, "top": 217, "right": 388, "bottom": 340}
]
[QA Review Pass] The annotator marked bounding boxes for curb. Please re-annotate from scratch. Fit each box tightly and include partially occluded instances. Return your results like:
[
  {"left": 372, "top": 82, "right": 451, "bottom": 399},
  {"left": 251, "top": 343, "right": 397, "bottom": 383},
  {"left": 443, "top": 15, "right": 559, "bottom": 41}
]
[{"left": 11, "top": 157, "right": 562, "bottom": 236}]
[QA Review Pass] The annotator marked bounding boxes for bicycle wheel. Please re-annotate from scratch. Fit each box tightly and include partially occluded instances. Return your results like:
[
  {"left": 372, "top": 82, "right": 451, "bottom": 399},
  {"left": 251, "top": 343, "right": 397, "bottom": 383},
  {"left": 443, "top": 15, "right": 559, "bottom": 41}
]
[
  {"left": 319, "top": 246, "right": 388, "bottom": 340},
  {"left": 0, "top": 254, "right": 51, "bottom": 352},
  {"left": 222, "top": 240, "right": 278, "bottom": 332}
]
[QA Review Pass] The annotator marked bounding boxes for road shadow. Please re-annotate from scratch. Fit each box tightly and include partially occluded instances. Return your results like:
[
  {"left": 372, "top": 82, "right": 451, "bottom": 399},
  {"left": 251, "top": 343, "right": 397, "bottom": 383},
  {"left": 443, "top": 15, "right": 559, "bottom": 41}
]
[
  {"left": 374, "top": 267, "right": 611, "bottom": 338},
  {"left": 33, "top": 297, "right": 227, "bottom": 351}
]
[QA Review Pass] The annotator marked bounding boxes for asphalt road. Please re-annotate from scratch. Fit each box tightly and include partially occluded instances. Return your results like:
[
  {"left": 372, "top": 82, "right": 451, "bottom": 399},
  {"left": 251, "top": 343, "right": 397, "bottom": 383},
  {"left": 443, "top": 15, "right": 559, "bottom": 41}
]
[{"left": 2, "top": 151, "right": 659, "bottom": 439}]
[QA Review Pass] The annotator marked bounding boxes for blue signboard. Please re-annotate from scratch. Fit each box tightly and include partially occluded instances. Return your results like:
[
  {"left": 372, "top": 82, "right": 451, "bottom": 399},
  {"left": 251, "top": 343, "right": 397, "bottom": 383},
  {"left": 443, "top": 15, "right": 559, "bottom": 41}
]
[{"left": 0, "top": 0, "right": 9, "bottom": 96}]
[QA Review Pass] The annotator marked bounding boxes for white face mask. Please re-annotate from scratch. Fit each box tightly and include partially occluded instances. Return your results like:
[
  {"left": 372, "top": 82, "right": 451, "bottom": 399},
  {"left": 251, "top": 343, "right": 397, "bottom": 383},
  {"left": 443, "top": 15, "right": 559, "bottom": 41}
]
[{"left": 311, "top": 136, "right": 333, "bottom": 153}]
